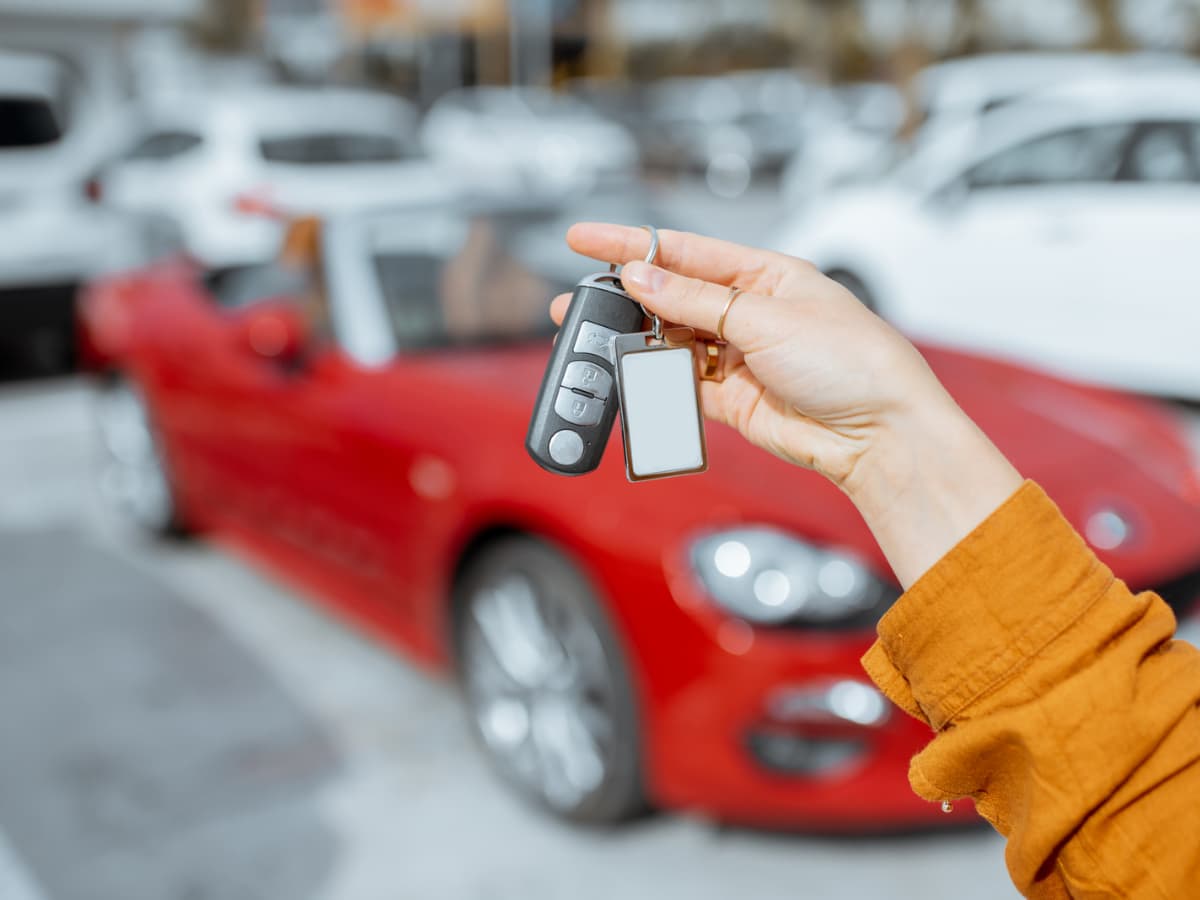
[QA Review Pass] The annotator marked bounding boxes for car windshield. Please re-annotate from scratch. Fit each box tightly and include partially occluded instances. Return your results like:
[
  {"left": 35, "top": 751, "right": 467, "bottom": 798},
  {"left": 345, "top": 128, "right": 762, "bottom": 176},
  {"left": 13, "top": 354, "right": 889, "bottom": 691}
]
[{"left": 367, "top": 199, "right": 662, "bottom": 352}]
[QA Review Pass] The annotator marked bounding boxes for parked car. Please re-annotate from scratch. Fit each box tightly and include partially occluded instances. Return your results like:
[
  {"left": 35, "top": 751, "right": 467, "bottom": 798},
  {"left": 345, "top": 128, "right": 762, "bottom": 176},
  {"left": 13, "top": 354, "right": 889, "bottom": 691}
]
[
  {"left": 0, "top": 49, "right": 147, "bottom": 370},
  {"left": 913, "top": 52, "right": 1198, "bottom": 130},
  {"left": 79, "top": 198, "right": 1200, "bottom": 830},
  {"left": 776, "top": 72, "right": 1200, "bottom": 402},
  {"left": 639, "top": 70, "right": 813, "bottom": 197},
  {"left": 98, "top": 86, "right": 452, "bottom": 270},
  {"left": 779, "top": 81, "right": 904, "bottom": 205},
  {"left": 421, "top": 86, "right": 639, "bottom": 199}
]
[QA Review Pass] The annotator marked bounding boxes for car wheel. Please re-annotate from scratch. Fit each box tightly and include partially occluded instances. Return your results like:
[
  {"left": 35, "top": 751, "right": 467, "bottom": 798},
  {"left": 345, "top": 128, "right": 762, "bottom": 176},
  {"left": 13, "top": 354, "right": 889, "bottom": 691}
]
[
  {"left": 826, "top": 269, "right": 878, "bottom": 314},
  {"left": 94, "top": 378, "right": 184, "bottom": 536},
  {"left": 454, "top": 536, "right": 644, "bottom": 824}
]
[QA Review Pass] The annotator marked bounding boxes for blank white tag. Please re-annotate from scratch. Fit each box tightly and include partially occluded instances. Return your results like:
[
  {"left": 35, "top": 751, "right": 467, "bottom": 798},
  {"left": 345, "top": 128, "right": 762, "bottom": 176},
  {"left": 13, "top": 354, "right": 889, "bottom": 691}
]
[{"left": 613, "top": 329, "right": 708, "bottom": 482}]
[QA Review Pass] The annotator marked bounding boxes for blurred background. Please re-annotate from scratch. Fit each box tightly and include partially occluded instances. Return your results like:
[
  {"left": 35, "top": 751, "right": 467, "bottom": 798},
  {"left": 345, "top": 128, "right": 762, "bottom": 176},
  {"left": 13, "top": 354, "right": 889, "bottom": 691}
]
[{"left": 4, "top": 1, "right": 1200, "bottom": 898}]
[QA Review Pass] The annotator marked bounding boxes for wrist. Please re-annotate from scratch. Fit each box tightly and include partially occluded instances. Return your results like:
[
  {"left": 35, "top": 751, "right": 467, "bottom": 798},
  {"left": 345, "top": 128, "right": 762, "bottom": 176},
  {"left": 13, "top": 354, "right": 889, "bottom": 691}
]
[{"left": 842, "top": 390, "right": 1023, "bottom": 589}]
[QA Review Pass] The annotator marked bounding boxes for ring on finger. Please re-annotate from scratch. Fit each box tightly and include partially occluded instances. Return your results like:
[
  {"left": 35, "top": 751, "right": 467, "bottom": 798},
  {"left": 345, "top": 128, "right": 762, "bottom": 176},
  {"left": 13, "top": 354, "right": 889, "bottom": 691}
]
[
  {"left": 699, "top": 340, "right": 723, "bottom": 382},
  {"left": 716, "top": 286, "right": 745, "bottom": 343}
]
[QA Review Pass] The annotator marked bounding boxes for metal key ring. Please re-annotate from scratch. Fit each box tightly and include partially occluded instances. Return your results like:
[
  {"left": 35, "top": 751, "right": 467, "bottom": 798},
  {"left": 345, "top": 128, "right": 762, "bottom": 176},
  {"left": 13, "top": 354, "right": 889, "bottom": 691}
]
[{"left": 610, "top": 224, "right": 662, "bottom": 340}]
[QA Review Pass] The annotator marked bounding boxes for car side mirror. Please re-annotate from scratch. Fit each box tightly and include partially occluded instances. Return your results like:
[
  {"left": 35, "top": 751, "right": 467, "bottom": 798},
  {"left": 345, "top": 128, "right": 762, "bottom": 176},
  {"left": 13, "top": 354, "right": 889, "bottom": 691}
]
[{"left": 237, "top": 300, "right": 308, "bottom": 368}]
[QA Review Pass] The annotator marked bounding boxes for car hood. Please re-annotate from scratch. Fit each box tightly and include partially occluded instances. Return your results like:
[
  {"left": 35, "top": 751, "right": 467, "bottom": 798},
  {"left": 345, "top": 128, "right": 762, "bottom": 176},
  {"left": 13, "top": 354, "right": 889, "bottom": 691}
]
[{"left": 421, "top": 340, "right": 1200, "bottom": 590}]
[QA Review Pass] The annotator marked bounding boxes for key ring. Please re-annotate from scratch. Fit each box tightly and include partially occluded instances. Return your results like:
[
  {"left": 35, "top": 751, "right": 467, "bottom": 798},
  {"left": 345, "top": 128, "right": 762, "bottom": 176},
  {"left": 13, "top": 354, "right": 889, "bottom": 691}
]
[{"left": 610, "top": 224, "right": 663, "bottom": 340}]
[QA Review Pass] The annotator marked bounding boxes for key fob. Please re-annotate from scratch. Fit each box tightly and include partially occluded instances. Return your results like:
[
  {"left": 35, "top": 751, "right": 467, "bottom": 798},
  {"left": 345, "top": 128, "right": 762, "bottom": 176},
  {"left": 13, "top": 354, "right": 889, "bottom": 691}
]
[{"left": 526, "top": 273, "right": 646, "bottom": 475}]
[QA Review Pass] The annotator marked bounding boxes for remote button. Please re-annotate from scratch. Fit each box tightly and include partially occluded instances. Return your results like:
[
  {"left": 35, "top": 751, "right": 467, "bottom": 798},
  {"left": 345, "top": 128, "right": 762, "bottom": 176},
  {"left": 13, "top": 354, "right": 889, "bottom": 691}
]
[
  {"left": 561, "top": 361, "right": 612, "bottom": 400},
  {"left": 548, "top": 430, "right": 584, "bottom": 465},
  {"left": 554, "top": 388, "right": 604, "bottom": 426},
  {"left": 573, "top": 320, "right": 620, "bottom": 364}
]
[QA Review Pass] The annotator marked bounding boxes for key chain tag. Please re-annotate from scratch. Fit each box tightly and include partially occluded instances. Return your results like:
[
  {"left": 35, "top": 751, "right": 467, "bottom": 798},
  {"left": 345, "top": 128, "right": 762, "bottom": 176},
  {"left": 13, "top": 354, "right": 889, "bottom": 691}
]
[{"left": 612, "top": 327, "right": 708, "bottom": 483}]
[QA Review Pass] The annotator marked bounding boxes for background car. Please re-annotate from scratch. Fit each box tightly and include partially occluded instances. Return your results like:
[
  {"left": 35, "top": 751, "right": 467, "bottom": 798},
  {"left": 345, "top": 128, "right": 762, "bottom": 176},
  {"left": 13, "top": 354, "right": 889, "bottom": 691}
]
[
  {"left": 420, "top": 86, "right": 640, "bottom": 199},
  {"left": 638, "top": 70, "right": 814, "bottom": 197},
  {"left": 913, "top": 51, "right": 1199, "bottom": 131},
  {"left": 0, "top": 48, "right": 147, "bottom": 371},
  {"left": 97, "top": 86, "right": 452, "bottom": 270},
  {"left": 779, "top": 81, "right": 905, "bottom": 205},
  {"left": 776, "top": 70, "right": 1200, "bottom": 402},
  {"left": 80, "top": 197, "right": 1200, "bottom": 830}
]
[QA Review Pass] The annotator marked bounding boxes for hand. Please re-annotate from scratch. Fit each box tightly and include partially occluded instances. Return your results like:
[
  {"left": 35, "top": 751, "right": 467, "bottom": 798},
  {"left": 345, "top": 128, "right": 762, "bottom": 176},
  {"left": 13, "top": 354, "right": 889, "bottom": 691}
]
[
  {"left": 554, "top": 223, "right": 1022, "bottom": 587},
  {"left": 554, "top": 224, "right": 948, "bottom": 487}
]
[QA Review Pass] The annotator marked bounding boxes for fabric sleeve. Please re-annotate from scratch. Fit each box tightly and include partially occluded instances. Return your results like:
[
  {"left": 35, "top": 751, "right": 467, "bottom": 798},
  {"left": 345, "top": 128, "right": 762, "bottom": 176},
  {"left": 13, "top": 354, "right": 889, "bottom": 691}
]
[{"left": 862, "top": 481, "right": 1200, "bottom": 899}]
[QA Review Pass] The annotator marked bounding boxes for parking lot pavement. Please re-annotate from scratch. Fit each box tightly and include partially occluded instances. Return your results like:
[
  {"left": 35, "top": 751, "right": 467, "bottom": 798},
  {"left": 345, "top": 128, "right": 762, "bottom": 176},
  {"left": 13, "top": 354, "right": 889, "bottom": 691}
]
[{"left": 0, "top": 377, "right": 1017, "bottom": 900}]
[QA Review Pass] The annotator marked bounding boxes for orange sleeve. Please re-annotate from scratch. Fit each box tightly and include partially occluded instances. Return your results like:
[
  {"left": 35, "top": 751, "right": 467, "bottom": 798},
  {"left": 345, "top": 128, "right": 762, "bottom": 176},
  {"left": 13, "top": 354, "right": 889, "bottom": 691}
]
[{"left": 862, "top": 481, "right": 1200, "bottom": 899}]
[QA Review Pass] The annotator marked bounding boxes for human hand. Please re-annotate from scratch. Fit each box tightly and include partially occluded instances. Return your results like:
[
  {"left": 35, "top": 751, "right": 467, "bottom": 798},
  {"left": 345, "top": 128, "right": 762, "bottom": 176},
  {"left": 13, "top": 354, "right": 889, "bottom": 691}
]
[
  {"left": 553, "top": 223, "right": 1022, "bottom": 586},
  {"left": 553, "top": 224, "right": 950, "bottom": 488}
]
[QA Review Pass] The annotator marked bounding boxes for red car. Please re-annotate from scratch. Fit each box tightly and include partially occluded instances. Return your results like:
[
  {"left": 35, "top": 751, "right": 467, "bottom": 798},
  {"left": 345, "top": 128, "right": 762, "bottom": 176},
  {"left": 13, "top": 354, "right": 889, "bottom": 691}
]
[{"left": 79, "top": 201, "right": 1200, "bottom": 830}]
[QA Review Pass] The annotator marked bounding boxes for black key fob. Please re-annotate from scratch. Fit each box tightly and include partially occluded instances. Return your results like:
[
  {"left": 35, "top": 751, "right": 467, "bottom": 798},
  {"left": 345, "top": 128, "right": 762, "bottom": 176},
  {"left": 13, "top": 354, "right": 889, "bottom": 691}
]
[{"left": 526, "top": 273, "right": 646, "bottom": 475}]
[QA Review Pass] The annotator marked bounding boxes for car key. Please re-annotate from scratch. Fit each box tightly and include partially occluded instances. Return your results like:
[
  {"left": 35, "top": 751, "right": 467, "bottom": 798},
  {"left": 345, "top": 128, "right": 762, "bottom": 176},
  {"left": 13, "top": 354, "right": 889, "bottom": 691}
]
[{"left": 526, "top": 270, "right": 647, "bottom": 475}]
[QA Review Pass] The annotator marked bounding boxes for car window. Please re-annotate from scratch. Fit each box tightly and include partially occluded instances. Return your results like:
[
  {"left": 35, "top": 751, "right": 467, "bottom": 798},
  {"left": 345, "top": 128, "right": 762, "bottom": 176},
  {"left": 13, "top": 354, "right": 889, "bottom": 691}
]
[
  {"left": 205, "top": 263, "right": 310, "bottom": 310},
  {"left": 1120, "top": 123, "right": 1197, "bottom": 183},
  {"left": 259, "top": 132, "right": 411, "bottom": 165},
  {"left": 370, "top": 211, "right": 574, "bottom": 351},
  {"left": 966, "top": 124, "right": 1132, "bottom": 190},
  {"left": 125, "top": 130, "right": 204, "bottom": 162},
  {"left": 0, "top": 97, "right": 62, "bottom": 147}
]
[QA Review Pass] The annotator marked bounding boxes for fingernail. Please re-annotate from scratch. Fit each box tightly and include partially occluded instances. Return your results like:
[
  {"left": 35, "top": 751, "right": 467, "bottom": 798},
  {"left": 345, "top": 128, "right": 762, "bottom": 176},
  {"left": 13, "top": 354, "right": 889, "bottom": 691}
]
[{"left": 622, "top": 261, "right": 665, "bottom": 294}]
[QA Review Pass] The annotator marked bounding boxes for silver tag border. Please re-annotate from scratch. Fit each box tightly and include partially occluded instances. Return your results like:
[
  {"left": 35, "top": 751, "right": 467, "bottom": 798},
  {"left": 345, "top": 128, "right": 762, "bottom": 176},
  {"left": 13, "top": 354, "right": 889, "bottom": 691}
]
[{"left": 611, "top": 328, "right": 709, "bottom": 483}]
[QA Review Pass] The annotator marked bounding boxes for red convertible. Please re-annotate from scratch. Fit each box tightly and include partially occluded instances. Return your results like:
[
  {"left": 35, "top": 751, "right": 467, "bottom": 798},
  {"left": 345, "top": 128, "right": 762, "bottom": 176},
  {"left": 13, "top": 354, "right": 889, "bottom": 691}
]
[{"left": 79, "top": 200, "right": 1200, "bottom": 829}]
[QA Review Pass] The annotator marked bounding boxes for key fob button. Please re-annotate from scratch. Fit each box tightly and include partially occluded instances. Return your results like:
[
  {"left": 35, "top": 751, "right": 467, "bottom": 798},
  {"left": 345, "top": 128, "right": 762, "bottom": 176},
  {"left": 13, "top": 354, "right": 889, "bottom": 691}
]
[
  {"left": 561, "top": 361, "right": 612, "bottom": 400},
  {"left": 554, "top": 388, "right": 604, "bottom": 426},
  {"left": 573, "top": 321, "right": 621, "bottom": 364},
  {"left": 548, "top": 429, "right": 584, "bottom": 465}
]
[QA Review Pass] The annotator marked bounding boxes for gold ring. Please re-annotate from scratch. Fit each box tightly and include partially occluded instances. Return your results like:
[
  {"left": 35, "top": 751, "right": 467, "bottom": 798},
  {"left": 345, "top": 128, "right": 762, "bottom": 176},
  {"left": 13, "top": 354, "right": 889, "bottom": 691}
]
[
  {"left": 699, "top": 340, "right": 724, "bottom": 382},
  {"left": 716, "top": 286, "right": 745, "bottom": 343}
]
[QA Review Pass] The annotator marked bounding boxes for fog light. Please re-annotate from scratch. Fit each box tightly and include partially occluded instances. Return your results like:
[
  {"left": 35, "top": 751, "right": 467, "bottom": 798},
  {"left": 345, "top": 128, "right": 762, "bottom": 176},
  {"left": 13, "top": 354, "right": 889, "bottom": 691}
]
[
  {"left": 747, "top": 730, "right": 865, "bottom": 776},
  {"left": 767, "top": 680, "right": 891, "bottom": 728}
]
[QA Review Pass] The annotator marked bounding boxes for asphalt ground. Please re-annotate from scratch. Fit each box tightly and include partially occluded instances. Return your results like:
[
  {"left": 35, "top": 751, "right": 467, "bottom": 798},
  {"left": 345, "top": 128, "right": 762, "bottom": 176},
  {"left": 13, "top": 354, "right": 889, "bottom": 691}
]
[{"left": 0, "top": 375, "right": 1020, "bottom": 900}]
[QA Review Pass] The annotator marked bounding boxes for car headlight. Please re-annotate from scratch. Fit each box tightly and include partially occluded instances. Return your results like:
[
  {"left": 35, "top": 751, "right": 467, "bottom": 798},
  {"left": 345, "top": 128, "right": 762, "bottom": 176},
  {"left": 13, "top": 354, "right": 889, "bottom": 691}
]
[{"left": 690, "top": 528, "right": 893, "bottom": 627}]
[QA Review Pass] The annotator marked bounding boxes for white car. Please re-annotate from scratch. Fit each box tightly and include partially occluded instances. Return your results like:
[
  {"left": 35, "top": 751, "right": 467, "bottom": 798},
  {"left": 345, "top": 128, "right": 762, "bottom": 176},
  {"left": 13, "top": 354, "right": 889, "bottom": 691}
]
[
  {"left": 779, "top": 82, "right": 905, "bottom": 205},
  {"left": 99, "top": 87, "right": 455, "bottom": 269},
  {"left": 915, "top": 52, "right": 1198, "bottom": 127},
  {"left": 780, "top": 53, "right": 1197, "bottom": 208},
  {"left": 420, "top": 87, "right": 639, "bottom": 198},
  {"left": 776, "top": 72, "right": 1200, "bottom": 401},
  {"left": 0, "top": 49, "right": 147, "bottom": 367}
]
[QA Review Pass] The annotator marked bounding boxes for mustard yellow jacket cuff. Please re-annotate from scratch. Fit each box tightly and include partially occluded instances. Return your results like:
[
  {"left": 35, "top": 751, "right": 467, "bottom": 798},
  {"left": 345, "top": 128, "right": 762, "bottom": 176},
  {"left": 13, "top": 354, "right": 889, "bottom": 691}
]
[{"left": 863, "top": 481, "right": 1200, "bottom": 899}]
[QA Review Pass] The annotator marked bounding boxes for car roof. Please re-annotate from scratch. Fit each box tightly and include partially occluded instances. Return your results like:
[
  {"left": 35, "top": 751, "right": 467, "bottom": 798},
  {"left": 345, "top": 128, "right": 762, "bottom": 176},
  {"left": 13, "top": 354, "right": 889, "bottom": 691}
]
[
  {"left": 918, "top": 52, "right": 1198, "bottom": 115},
  {"left": 135, "top": 86, "right": 416, "bottom": 134},
  {"left": 433, "top": 85, "right": 592, "bottom": 116},
  {"left": 0, "top": 49, "right": 64, "bottom": 99},
  {"left": 1020, "top": 72, "right": 1200, "bottom": 118}
]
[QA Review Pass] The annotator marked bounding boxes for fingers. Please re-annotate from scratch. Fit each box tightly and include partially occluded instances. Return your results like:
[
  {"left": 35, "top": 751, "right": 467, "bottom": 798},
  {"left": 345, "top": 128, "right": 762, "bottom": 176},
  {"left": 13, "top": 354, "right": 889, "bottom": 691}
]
[
  {"left": 566, "top": 223, "right": 794, "bottom": 295},
  {"left": 621, "top": 261, "right": 773, "bottom": 350},
  {"left": 549, "top": 292, "right": 571, "bottom": 326}
]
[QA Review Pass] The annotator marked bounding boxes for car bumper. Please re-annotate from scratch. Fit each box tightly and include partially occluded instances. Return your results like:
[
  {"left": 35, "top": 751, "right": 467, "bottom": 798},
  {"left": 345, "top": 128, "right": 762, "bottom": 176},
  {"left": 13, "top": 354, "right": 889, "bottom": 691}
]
[
  {"left": 601, "top": 552, "right": 968, "bottom": 831},
  {"left": 645, "top": 628, "right": 971, "bottom": 830}
]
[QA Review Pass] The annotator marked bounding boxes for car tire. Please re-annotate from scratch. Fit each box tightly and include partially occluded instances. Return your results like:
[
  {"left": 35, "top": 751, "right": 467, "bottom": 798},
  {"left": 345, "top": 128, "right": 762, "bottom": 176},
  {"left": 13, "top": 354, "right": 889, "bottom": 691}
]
[
  {"left": 94, "top": 377, "right": 187, "bottom": 537},
  {"left": 454, "top": 536, "right": 645, "bottom": 824},
  {"left": 826, "top": 269, "right": 878, "bottom": 314}
]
